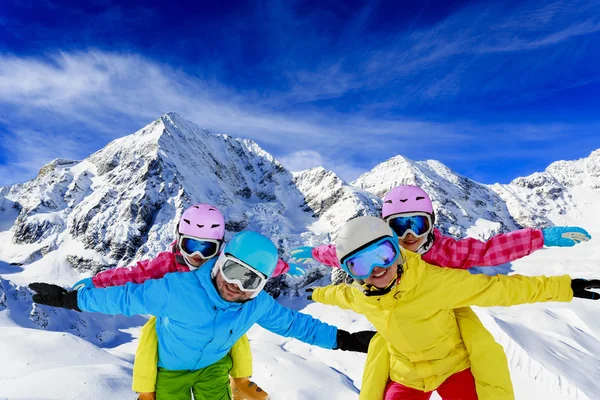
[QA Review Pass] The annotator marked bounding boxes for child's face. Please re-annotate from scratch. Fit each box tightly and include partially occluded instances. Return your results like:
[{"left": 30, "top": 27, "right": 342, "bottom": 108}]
[
  {"left": 184, "top": 254, "right": 210, "bottom": 268},
  {"left": 398, "top": 233, "right": 426, "bottom": 252},
  {"left": 363, "top": 263, "right": 399, "bottom": 288}
]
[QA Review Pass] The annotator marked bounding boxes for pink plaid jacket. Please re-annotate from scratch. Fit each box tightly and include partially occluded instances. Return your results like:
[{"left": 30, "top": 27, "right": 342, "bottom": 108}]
[
  {"left": 92, "top": 251, "right": 187, "bottom": 288},
  {"left": 91, "top": 249, "right": 291, "bottom": 288},
  {"left": 311, "top": 227, "right": 544, "bottom": 270}
]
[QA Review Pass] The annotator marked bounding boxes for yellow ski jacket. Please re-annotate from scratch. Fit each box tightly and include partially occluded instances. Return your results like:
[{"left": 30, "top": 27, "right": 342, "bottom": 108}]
[{"left": 311, "top": 250, "right": 573, "bottom": 395}]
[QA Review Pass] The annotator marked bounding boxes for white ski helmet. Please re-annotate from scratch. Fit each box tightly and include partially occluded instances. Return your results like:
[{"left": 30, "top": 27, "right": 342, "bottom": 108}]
[{"left": 335, "top": 216, "right": 399, "bottom": 264}]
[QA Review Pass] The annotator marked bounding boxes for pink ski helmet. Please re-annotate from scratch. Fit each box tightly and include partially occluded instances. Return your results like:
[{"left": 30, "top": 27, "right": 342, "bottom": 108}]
[
  {"left": 177, "top": 204, "right": 225, "bottom": 240},
  {"left": 381, "top": 185, "right": 434, "bottom": 220}
]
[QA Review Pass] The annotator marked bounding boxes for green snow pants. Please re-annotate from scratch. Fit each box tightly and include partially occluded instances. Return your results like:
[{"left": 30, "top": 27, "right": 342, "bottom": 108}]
[{"left": 155, "top": 354, "right": 233, "bottom": 400}]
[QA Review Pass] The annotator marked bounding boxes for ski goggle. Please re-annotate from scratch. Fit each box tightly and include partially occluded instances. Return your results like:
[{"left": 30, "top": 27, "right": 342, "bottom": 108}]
[
  {"left": 218, "top": 253, "right": 267, "bottom": 292},
  {"left": 340, "top": 237, "right": 400, "bottom": 280},
  {"left": 178, "top": 235, "right": 221, "bottom": 260},
  {"left": 386, "top": 212, "right": 432, "bottom": 239}
]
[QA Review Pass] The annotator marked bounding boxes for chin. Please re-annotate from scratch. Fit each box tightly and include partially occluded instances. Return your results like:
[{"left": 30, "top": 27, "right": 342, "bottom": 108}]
[{"left": 400, "top": 243, "right": 419, "bottom": 252}]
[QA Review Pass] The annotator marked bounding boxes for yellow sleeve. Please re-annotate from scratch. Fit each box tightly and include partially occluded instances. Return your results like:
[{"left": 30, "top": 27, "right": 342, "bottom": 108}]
[
  {"left": 455, "top": 308, "right": 515, "bottom": 400},
  {"left": 359, "top": 332, "right": 390, "bottom": 400},
  {"left": 132, "top": 316, "right": 159, "bottom": 393},
  {"left": 420, "top": 261, "right": 573, "bottom": 309},
  {"left": 229, "top": 334, "right": 253, "bottom": 378},
  {"left": 312, "top": 284, "right": 361, "bottom": 313}
]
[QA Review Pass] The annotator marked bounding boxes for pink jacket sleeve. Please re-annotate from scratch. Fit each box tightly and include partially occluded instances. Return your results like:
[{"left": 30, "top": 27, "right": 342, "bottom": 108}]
[
  {"left": 312, "top": 244, "right": 341, "bottom": 268},
  {"left": 272, "top": 259, "right": 290, "bottom": 277},
  {"left": 422, "top": 228, "right": 544, "bottom": 270},
  {"left": 91, "top": 251, "right": 185, "bottom": 288}
]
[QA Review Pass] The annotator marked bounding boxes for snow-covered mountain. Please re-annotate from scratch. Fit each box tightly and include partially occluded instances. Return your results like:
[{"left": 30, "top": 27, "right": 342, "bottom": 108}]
[
  {"left": 0, "top": 113, "right": 599, "bottom": 399},
  {"left": 492, "top": 149, "right": 600, "bottom": 231},
  {"left": 352, "top": 155, "right": 526, "bottom": 239}
]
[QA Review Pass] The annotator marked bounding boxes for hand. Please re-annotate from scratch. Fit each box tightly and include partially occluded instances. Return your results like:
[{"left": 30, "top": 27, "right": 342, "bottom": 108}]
[
  {"left": 306, "top": 288, "right": 314, "bottom": 300},
  {"left": 286, "top": 263, "right": 306, "bottom": 277},
  {"left": 29, "top": 283, "right": 81, "bottom": 311},
  {"left": 542, "top": 227, "right": 591, "bottom": 247},
  {"left": 289, "top": 246, "right": 315, "bottom": 264},
  {"left": 72, "top": 277, "right": 94, "bottom": 290},
  {"left": 335, "top": 329, "right": 376, "bottom": 353},
  {"left": 272, "top": 260, "right": 306, "bottom": 278},
  {"left": 571, "top": 279, "right": 600, "bottom": 300}
]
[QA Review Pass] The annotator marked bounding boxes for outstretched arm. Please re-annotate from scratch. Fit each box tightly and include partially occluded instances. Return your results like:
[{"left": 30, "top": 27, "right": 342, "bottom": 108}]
[
  {"left": 30, "top": 278, "right": 173, "bottom": 317},
  {"left": 290, "top": 244, "right": 341, "bottom": 268},
  {"left": 425, "top": 228, "right": 544, "bottom": 269},
  {"left": 91, "top": 252, "right": 179, "bottom": 288},
  {"left": 310, "top": 284, "right": 363, "bottom": 313},
  {"left": 256, "top": 294, "right": 373, "bottom": 352},
  {"left": 79, "top": 278, "right": 172, "bottom": 316},
  {"left": 256, "top": 294, "right": 338, "bottom": 349},
  {"left": 419, "top": 260, "right": 574, "bottom": 309}
]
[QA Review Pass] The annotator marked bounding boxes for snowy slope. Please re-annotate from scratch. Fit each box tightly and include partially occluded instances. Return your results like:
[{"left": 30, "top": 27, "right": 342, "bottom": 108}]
[
  {"left": 0, "top": 113, "right": 599, "bottom": 399},
  {"left": 2, "top": 242, "right": 598, "bottom": 399}
]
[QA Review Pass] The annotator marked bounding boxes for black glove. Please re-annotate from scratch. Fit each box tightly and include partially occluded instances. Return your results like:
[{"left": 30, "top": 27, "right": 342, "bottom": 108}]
[
  {"left": 29, "top": 282, "right": 81, "bottom": 311},
  {"left": 334, "top": 329, "right": 376, "bottom": 353},
  {"left": 306, "top": 288, "right": 314, "bottom": 300},
  {"left": 571, "top": 279, "right": 600, "bottom": 300}
]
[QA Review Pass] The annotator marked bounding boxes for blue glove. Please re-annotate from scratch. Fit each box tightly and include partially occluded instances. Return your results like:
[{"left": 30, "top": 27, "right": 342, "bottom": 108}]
[
  {"left": 542, "top": 227, "right": 591, "bottom": 247},
  {"left": 71, "top": 277, "right": 94, "bottom": 290},
  {"left": 289, "top": 246, "right": 315, "bottom": 264},
  {"left": 286, "top": 263, "right": 306, "bottom": 277}
]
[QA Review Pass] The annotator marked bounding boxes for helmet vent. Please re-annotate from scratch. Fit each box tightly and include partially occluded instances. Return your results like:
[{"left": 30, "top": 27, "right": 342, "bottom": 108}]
[
  {"left": 416, "top": 196, "right": 425, "bottom": 200},
  {"left": 211, "top": 224, "right": 220, "bottom": 228},
  {"left": 197, "top": 224, "right": 204, "bottom": 228},
  {"left": 384, "top": 200, "right": 392, "bottom": 203},
  {"left": 183, "top": 219, "right": 191, "bottom": 225},
  {"left": 398, "top": 198, "right": 408, "bottom": 202}
]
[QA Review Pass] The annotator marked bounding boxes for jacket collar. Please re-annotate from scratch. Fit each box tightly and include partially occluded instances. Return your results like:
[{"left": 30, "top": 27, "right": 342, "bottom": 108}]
[
  {"left": 195, "top": 259, "right": 244, "bottom": 311},
  {"left": 359, "top": 249, "right": 420, "bottom": 299}
]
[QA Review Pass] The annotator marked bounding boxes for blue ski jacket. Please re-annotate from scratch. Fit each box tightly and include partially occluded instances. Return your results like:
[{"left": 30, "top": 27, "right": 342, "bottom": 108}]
[{"left": 78, "top": 259, "right": 338, "bottom": 370}]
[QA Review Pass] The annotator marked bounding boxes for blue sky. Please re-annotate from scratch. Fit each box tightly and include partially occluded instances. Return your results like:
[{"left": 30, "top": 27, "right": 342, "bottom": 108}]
[{"left": 0, "top": 0, "right": 599, "bottom": 186}]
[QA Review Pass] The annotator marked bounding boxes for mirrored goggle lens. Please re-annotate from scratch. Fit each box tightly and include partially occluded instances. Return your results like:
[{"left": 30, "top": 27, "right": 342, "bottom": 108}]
[
  {"left": 181, "top": 238, "right": 219, "bottom": 258},
  {"left": 344, "top": 239, "right": 398, "bottom": 278},
  {"left": 388, "top": 215, "right": 430, "bottom": 238},
  {"left": 221, "top": 259, "right": 265, "bottom": 291}
]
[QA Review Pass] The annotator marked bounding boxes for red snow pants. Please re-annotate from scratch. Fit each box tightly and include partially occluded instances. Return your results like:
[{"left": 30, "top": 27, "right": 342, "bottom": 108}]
[{"left": 384, "top": 368, "right": 478, "bottom": 400}]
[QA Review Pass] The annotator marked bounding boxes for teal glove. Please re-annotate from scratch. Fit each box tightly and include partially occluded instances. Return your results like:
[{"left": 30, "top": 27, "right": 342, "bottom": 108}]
[
  {"left": 290, "top": 246, "right": 315, "bottom": 264},
  {"left": 286, "top": 263, "right": 306, "bottom": 277},
  {"left": 71, "top": 277, "right": 94, "bottom": 290},
  {"left": 542, "top": 227, "right": 591, "bottom": 247}
]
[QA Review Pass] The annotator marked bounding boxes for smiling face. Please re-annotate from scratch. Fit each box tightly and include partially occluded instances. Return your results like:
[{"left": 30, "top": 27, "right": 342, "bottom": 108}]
[
  {"left": 398, "top": 232, "right": 427, "bottom": 252},
  {"left": 363, "top": 262, "right": 399, "bottom": 288},
  {"left": 215, "top": 270, "right": 255, "bottom": 302}
]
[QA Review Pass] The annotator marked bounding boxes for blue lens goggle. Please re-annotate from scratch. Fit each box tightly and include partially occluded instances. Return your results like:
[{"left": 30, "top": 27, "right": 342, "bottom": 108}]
[
  {"left": 387, "top": 213, "right": 432, "bottom": 239},
  {"left": 179, "top": 235, "right": 221, "bottom": 259},
  {"left": 340, "top": 237, "right": 400, "bottom": 280}
]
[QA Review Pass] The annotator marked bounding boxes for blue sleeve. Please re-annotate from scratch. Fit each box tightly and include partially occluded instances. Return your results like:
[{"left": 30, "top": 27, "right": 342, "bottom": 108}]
[
  {"left": 256, "top": 293, "right": 338, "bottom": 349},
  {"left": 77, "top": 275, "right": 174, "bottom": 317}
]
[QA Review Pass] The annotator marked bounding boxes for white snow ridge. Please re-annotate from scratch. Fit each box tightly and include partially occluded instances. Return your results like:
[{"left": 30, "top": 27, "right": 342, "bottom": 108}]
[{"left": 0, "top": 113, "right": 599, "bottom": 399}]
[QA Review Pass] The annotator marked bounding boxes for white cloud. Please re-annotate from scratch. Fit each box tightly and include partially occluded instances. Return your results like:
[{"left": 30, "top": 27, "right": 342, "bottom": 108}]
[
  {"left": 278, "top": 150, "right": 324, "bottom": 172},
  {"left": 0, "top": 50, "right": 472, "bottom": 187},
  {"left": 1, "top": 0, "right": 600, "bottom": 185},
  {"left": 0, "top": 126, "right": 84, "bottom": 185},
  {"left": 280, "top": 0, "right": 600, "bottom": 104}
]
